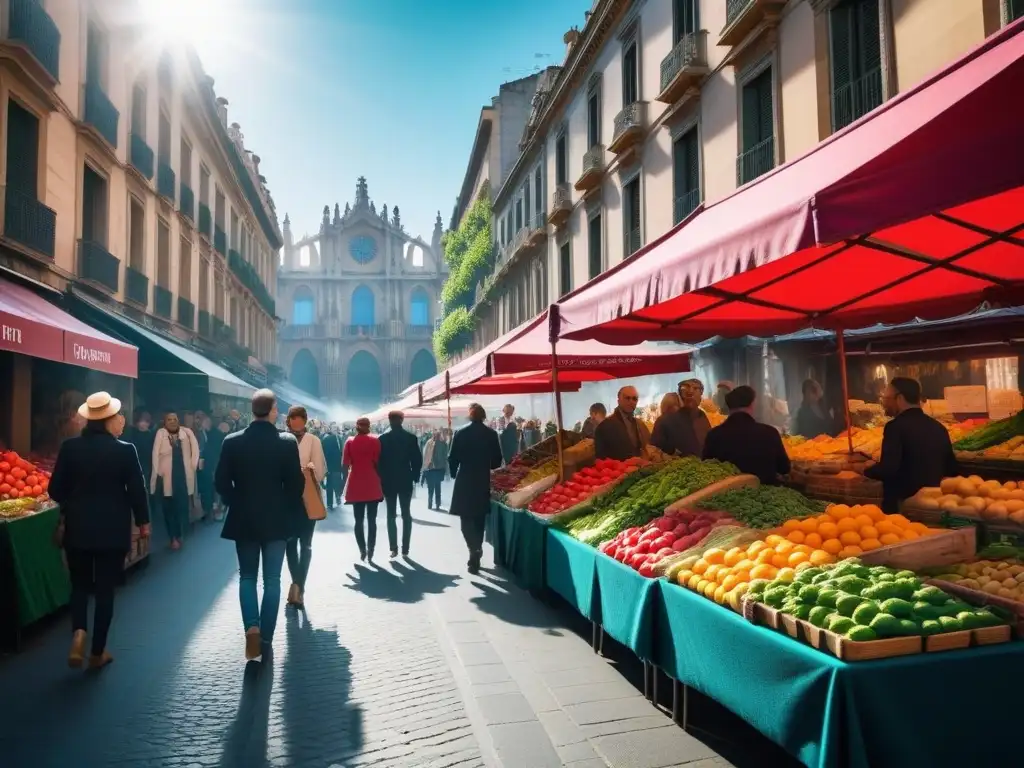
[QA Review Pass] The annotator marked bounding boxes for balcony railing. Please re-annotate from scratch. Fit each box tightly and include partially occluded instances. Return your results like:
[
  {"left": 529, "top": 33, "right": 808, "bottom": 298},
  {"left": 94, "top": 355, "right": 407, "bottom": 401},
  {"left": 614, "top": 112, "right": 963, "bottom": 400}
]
[
  {"left": 157, "top": 161, "right": 176, "bottom": 201},
  {"left": 179, "top": 183, "right": 195, "bottom": 222},
  {"left": 198, "top": 203, "right": 212, "bottom": 237},
  {"left": 527, "top": 211, "right": 548, "bottom": 246},
  {"left": 8, "top": 0, "right": 61, "bottom": 81},
  {"left": 280, "top": 323, "right": 324, "bottom": 340},
  {"left": 727, "top": 0, "right": 752, "bottom": 26},
  {"left": 548, "top": 183, "right": 572, "bottom": 226},
  {"left": 78, "top": 240, "right": 119, "bottom": 292},
  {"left": 198, "top": 309, "right": 211, "bottom": 337},
  {"left": 178, "top": 297, "right": 195, "bottom": 329},
  {"left": 831, "top": 67, "right": 883, "bottom": 133},
  {"left": 83, "top": 81, "right": 119, "bottom": 149},
  {"left": 721, "top": 0, "right": 786, "bottom": 47},
  {"left": 129, "top": 133, "right": 154, "bottom": 179},
  {"left": 3, "top": 186, "right": 55, "bottom": 259},
  {"left": 153, "top": 284, "right": 172, "bottom": 318},
  {"left": 609, "top": 102, "right": 647, "bottom": 155},
  {"left": 125, "top": 265, "right": 148, "bottom": 306},
  {"left": 213, "top": 226, "right": 226, "bottom": 255},
  {"left": 575, "top": 145, "right": 605, "bottom": 192},
  {"left": 658, "top": 32, "right": 708, "bottom": 103},
  {"left": 407, "top": 325, "right": 433, "bottom": 338},
  {"left": 736, "top": 136, "right": 775, "bottom": 186},
  {"left": 227, "top": 248, "right": 276, "bottom": 317},
  {"left": 673, "top": 189, "right": 701, "bottom": 225},
  {"left": 343, "top": 324, "right": 386, "bottom": 338}
]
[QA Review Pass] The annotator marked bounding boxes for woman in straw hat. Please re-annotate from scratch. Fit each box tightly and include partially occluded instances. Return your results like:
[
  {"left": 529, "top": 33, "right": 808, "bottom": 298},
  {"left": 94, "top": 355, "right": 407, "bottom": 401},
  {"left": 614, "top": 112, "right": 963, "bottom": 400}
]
[{"left": 48, "top": 392, "right": 151, "bottom": 669}]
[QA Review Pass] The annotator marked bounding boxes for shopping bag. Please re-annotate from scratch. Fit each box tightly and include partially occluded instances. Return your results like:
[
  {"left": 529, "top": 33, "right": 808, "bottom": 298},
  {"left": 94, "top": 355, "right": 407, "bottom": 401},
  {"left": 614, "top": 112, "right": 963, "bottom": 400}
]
[{"left": 303, "top": 469, "right": 327, "bottom": 520}]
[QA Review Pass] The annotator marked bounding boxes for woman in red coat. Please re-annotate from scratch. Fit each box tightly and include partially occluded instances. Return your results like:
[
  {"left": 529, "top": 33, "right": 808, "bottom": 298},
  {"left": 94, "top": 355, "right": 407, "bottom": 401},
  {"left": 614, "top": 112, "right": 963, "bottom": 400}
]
[{"left": 343, "top": 417, "right": 384, "bottom": 561}]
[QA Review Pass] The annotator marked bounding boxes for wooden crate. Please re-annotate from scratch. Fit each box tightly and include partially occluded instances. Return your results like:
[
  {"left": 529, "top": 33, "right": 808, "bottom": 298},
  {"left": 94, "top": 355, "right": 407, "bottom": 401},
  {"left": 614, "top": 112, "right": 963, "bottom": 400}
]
[
  {"left": 924, "top": 578, "right": 1024, "bottom": 637},
  {"left": 924, "top": 630, "right": 972, "bottom": 653},
  {"left": 858, "top": 526, "right": 976, "bottom": 570}
]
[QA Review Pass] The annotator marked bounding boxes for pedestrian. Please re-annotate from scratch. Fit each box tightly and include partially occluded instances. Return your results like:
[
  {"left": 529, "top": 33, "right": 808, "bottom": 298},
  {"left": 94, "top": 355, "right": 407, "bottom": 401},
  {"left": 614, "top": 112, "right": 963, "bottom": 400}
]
[
  {"left": 196, "top": 414, "right": 213, "bottom": 518},
  {"left": 499, "top": 404, "right": 519, "bottom": 465},
  {"left": 285, "top": 406, "right": 327, "bottom": 608},
  {"left": 48, "top": 392, "right": 151, "bottom": 669},
  {"left": 216, "top": 389, "right": 306, "bottom": 660},
  {"left": 206, "top": 418, "right": 229, "bottom": 520},
  {"left": 343, "top": 417, "right": 384, "bottom": 562},
  {"left": 378, "top": 411, "right": 422, "bottom": 558},
  {"left": 321, "top": 424, "right": 345, "bottom": 509},
  {"left": 151, "top": 411, "right": 200, "bottom": 550},
  {"left": 448, "top": 403, "right": 503, "bottom": 574},
  {"left": 422, "top": 428, "right": 449, "bottom": 510},
  {"left": 123, "top": 409, "right": 156, "bottom": 512}
]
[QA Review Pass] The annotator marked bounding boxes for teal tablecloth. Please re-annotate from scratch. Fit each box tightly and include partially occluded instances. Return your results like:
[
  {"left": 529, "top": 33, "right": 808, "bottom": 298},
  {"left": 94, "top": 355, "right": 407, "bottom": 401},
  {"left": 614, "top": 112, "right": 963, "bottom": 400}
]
[
  {"left": 654, "top": 581, "right": 1024, "bottom": 768},
  {"left": 489, "top": 502, "right": 547, "bottom": 592},
  {"left": 594, "top": 554, "right": 657, "bottom": 659},
  {"left": 544, "top": 529, "right": 599, "bottom": 621}
]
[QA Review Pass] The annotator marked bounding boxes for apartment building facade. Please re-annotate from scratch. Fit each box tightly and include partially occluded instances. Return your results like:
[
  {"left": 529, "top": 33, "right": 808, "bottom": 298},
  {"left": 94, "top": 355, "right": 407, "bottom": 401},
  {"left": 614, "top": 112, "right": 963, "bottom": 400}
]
[
  {"left": 0, "top": 0, "right": 281, "bottom": 370},
  {"left": 460, "top": 0, "right": 1022, "bottom": 355}
]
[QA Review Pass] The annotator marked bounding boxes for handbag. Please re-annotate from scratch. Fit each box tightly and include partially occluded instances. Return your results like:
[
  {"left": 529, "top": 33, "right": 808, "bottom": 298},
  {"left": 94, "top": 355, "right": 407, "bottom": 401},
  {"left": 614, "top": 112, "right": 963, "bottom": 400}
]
[{"left": 303, "top": 468, "right": 327, "bottom": 521}]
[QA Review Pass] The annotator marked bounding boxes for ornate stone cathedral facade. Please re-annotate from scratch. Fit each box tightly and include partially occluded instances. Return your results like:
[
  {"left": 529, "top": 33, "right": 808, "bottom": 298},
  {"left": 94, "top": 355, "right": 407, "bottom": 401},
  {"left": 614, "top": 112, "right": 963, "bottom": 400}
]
[{"left": 277, "top": 178, "right": 446, "bottom": 408}]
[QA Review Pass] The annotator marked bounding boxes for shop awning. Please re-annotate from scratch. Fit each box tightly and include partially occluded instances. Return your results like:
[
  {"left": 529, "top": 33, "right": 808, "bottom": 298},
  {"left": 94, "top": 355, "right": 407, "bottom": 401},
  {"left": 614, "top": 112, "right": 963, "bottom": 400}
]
[
  {"left": 72, "top": 292, "right": 253, "bottom": 399},
  {"left": 554, "top": 20, "right": 1024, "bottom": 344},
  {"left": 448, "top": 369, "right": 584, "bottom": 397},
  {"left": 0, "top": 278, "right": 137, "bottom": 377}
]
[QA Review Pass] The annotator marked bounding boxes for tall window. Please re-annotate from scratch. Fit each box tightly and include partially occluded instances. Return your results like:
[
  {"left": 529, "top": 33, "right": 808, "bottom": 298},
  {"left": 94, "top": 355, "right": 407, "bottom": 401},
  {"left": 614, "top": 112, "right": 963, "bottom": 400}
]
[
  {"left": 157, "top": 107, "right": 171, "bottom": 162},
  {"left": 587, "top": 87, "right": 600, "bottom": 147},
  {"left": 179, "top": 235, "right": 192, "bottom": 299},
  {"left": 622, "top": 41, "right": 639, "bottom": 105},
  {"left": 410, "top": 288, "right": 430, "bottom": 326},
  {"left": 524, "top": 182, "right": 531, "bottom": 226},
  {"left": 351, "top": 285, "right": 375, "bottom": 326},
  {"left": 180, "top": 137, "right": 192, "bottom": 185},
  {"left": 672, "top": 127, "right": 700, "bottom": 224},
  {"left": 739, "top": 68, "right": 775, "bottom": 184},
  {"left": 214, "top": 188, "right": 226, "bottom": 229},
  {"left": 674, "top": 0, "right": 698, "bottom": 40},
  {"left": 559, "top": 241, "right": 572, "bottom": 297},
  {"left": 6, "top": 100, "right": 39, "bottom": 195},
  {"left": 1011, "top": 0, "right": 1024, "bottom": 22},
  {"left": 129, "top": 196, "right": 145, "bottom": 270},
  {"left": 86, "top": 20, "right": 107, "bottom": 86},
  {"left": 588, "top": 213, "right": 603, "bottom": 280},
  {"left": 292, "top": 287, "right": 314, "bottom": 325},
  {"left": 199, "top": 258, "right": 209, "bottom": 310},
  {"left": 82, "top": 165, "right": 108, "bottom": 246},
  {"left": 829, "top": 0, "right": 882, "bottom": 132},
  {"left": 534, "top": 167, "right": 543, "bottom": 215},
  {"left": 130, "top": 84, "right": 146, "bottom": 137},
  {"left": 515, "top": 199, "right": 523, "bottom": 232},
  {"left": 623, "top": 177, "right": 641, "bottom": 256},
  {"left": 555, "top": 133, "right": 567, "bottom": 185},
  {"left": 199, "top": 164, "right": 210, "bottom": 204},
  {"left": 157, "top": 218, "right": 170, "bottom": 287},
  {"left": 231, "top": 210, "right": 239, "bottom": 249}
]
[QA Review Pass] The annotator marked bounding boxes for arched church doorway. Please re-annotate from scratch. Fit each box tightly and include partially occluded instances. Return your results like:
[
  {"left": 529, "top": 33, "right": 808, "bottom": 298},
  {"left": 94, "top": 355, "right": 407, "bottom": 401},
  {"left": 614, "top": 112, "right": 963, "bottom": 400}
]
[
  {"left": 290, "top": 348, "right": 320, "bottom": 396},
  {"left": 347, "top": 350, "right": 382, "bottom": 408},
  {"left": 409, "top": 349, "right": 437, "bottom": 385}
]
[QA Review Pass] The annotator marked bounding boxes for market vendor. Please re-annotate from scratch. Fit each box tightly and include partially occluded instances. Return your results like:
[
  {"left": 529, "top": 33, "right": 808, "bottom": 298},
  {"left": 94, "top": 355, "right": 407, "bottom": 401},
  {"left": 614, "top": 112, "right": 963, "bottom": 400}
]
[
  {"left": 581, "top": 403, "right": 606, "bottom": 438},
  {"left": 703, "top": 385, "right": 791, "bottom": 485},
  {"left": 595, "top": 386, "right": 650, "bottom": 461},
  {"left": 650, "top": 379, "right": 711, "bottom": 457},
  {"left": 499, "top": 404, "right": 520, "bottom": 465},
  {"left": 791, "top": 379, "right": 838, "bottom": 438},
  {"left": 864, "top": 377, "right": 958, "bottom": 513}
]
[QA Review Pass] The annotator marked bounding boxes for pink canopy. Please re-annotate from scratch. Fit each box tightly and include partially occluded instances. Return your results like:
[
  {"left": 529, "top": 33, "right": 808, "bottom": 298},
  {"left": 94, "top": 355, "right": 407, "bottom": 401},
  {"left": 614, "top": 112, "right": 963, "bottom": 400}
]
[{"left": 553, "top": 20, "right": 1024, "bottom": 344}]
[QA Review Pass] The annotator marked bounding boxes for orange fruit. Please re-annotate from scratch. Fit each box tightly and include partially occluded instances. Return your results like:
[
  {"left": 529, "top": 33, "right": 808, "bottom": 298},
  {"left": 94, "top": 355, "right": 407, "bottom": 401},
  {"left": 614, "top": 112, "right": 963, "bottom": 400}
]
[
  {"left": 853, "top": 514, "right": 874, "bottom": 530},
  {"left": 901, "top": 529, "right": 920, "bottom": 540},
  {"left": 829, "top": 504, "right": 852, "bottom": 520},
  {"left": 787, "top": 530, "right": 806, "bottom": 544},
  {"left": 724, "top": 547, "right": 745, "bottom": 567},
  {"left": 732, "top": 568, "right": 751, "bottom": 584},
  {"left": 704, "top": 548, "right": 726, "bottom": 565},
  {"left": 716, "top": 567, "right": 733, "bottom": 584},
  {"left": 840, "top": 545, "right": 864, "bottom": 558},
  {"left": 750, "top": 564, "right": 778, "bottom": 580},
  {"left": 888, "top": 514, "right": 911, "bottom": 529},
  {"left": 909, "top": 522, "right": 930, "bottom": 535},
  {"left": 782, "top": 519, "right": 802, "bottom": 532},
  {"left": 764, "top": 534, "right": 785, "bottom": 547},
  {"left": 803, "top": 532, "right": 823, "bottom": 549},
  {"left": 775, "top": 540, "right": 795, "bottom": 555},
  {"left": 756, "top": 548, "right": 776, "bottom": 564},
  {"left": 772, "top": 554, "right": 791, "bottom": 569},
  {"left": 776, "top": 567, "right": 797, "bottom": 582},
  {"left": 809, "top": 549, "right": 835, "bottom": 566},
  {"left": 799, "top": 517, "right": 819, "bottom": 534},
  {"left": 839, "top": 530, "right": 862, "bottom": 546},
  {"left": 821, "top": 538, "right": 843, "bottom": 555},
  {"left": 816, "top": 513, "right": 833, "bottom": 524},
  {"left": 817, "top": 521, "right": 838, "bottom": 539},
  {"left": 746, "top": 540, "right": 768, "bottom": 555},
  {"left": 836, "top": 517, "right": 859, "bottom": 534},
  {"left": 793, "top": 544, "right": 813, "bottom": 555},
  {"left": 721, "top": 574, "right": 740, "bottom": 592},
  {"left": 860, "top": 525, "right": 879, "bottom": 540},
  {"left": 879, "top": 533, "right": 901, "bottom": 546},
  {"left": 875, "top": 521, "right": 898, "bottom": 536},
  {"left": 734, "top": 559, "right": 755, "bottom": 572},
  {"left": 865, "top": 505, "right": 886, "bottom": 521},
  {"left": 788, "top": 550, "right": 810, "bottom": 567},
  {"left": 705, "top": 564, "right": 724, "bottom": 581},
  {"left": 860, "top": 538, "right": 881, "bottom": 551}
]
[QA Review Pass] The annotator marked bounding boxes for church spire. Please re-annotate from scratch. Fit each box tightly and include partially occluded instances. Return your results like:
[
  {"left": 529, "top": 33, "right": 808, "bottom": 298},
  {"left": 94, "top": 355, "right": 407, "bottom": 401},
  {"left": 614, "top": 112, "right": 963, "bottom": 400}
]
[{"left": 355, "top": 176, "right": 369, "bottom": 208}]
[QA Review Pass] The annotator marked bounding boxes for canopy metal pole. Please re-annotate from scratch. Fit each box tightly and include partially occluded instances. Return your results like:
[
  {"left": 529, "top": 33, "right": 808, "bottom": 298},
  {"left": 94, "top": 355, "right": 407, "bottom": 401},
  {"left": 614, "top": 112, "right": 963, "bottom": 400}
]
[
  {"left": 445, "top": 371, "right": 452, "bottom": 432},
  {"left": 551, "top": 339, "right": 565, "bottom": 482},
  {"left": 837, "top": 329, "right": 854, "bottom": 455}
]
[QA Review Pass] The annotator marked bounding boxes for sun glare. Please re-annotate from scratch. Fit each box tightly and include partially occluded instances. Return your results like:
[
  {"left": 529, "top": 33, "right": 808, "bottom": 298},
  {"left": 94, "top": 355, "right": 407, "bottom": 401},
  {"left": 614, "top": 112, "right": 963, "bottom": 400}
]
[{"left": 137, "top": 0, "right": 229, "bottom": 48}]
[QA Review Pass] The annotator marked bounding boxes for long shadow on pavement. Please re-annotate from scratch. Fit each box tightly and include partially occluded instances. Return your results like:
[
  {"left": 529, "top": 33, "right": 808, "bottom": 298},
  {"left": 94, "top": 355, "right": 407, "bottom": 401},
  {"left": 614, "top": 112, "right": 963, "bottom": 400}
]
[
  {"left": 468, "top": 577, "right": 566, "bottom": 633},
  {"left": 219, "top": 660, "right": 273, "bottom": 768},
  {"left": 344, "top": 558, "right": 460, "bottom": 604}
]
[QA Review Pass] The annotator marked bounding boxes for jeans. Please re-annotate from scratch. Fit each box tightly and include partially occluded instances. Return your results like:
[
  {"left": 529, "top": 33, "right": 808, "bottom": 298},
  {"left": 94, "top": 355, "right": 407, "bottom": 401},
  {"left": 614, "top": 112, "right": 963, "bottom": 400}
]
[
  {"left": 285, "top": 517, "right": 316, "bottom": 589},
  {"left": 425, "top": 470, "right": 443, "bottom": 508},
  {"left": 385, "top": 487, "right": 413, "bottom": 554},
  {"left": 461, "top": 514, "right": 486, "bottom": 566},
  {"left": 67, "top": 548, "right": 124, "bottom": 655},
  {"left": 235, "top": 540, "right": 287, "bottom": 642},
  {"left": 162, "top": 493, "right": 188, "bottom": 540},
  {"left": 352, "top": 501, "right": 379, "bottom": 557},
  {"left": 326, "top": 471, "right": 344, "bottom": 507}
]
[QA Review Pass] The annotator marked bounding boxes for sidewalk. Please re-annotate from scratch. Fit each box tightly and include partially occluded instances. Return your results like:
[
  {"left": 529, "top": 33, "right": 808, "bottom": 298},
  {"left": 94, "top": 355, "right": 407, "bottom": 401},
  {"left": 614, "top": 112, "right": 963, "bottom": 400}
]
[{"left": 0, "top": 485, "right": 765, "bottom": 768}]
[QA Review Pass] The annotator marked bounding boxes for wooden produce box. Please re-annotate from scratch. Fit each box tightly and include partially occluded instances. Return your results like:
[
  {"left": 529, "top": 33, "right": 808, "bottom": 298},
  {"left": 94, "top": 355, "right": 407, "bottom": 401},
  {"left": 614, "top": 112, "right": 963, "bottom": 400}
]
[
  {"left": 858, "top": 526, "right": 976, "bottom": 570},
  {"left": 925, "top": 578, "right": 1024, "bottom": 637}
]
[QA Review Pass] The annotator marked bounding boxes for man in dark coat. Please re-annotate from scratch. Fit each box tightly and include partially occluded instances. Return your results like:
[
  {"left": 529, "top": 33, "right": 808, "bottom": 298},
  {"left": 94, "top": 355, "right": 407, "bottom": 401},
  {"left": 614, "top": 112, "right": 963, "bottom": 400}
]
[
  {"left": 216, "top": 389, "right": 305, "bottom": 661},
  {"left": 702, "top": 385, "right": 791, "bottom": 486},
  {"left": 864, "top": 377, "right": 959, "bottom": 512},
  {"left": 449, "top": 403, "right": 503, "bottom": 574},
  {"left": 581, "top": 403, "right": 607, "bottom": 439},
  {"left": 595, "top": 386, "right": 650, "bottom": 461},
  {"left": 321, "top": 425, "right": 345, "bottom": 508},
  {"left": 378, "top": 411, "right": 423, "bottom": 558},
  {"left": 499, "top": 404, "right": 520, "bottom": 465}
]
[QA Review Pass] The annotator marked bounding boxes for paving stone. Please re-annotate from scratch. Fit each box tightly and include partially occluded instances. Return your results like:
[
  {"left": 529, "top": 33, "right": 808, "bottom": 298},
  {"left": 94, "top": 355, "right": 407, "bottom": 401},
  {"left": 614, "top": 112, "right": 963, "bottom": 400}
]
[
  {"left": 559, "top": 739, "right": 603, "bottom": 763},
  {"left": 489, "top": 721, "right": 563, "bottom": 767},
  {"left": 565, "top": 697, "right": 664, "bottom": 726},
  {"left": 474, "top": 692, "right": 537, "bottom": 725},
  {"left": 463, "top": 662, "right": 511, "bottom": 685},
  {"left": 453, "top": 641, "right": 502, "bottom": 667},
  {"left": 551, "top": 679, "right": 645, "bottom": 706},
  {"left": 538, "top": 709, "right": 589, "bottom": 747},
  {"left": 592, "top": 726, "right": 718, "bottom": 768},
  {"left": 580, "top": 715, "right": 675, "bottom": 738},
  {"left": 544, "top": 663, "right": 626, "bottom": 688}
]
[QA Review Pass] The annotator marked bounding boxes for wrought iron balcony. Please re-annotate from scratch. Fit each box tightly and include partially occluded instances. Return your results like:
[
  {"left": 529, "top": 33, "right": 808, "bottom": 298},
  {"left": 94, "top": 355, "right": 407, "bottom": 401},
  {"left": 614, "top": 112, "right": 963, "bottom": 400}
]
[
  {"left": 198, "top": 309, "right": 211, "bottom": 337},
  {"left": 78, "top": 240, "right": 119, "bottom": 293},
  {"left": 407, "top": 325, "right": 434, "bottom": 338},
  {"left": 129, "top": 133, "right": 154, "bottom": 179},
  {"left": 3, "top": 186, "right": 55, "bottom": 259},
  {"left": 153, "top": 284, "right": 172, "bottom": 318},
  {"left": 83, "top": 81, "right": 119, "bottom": 149},
  {"left": 721, "top": 0, "right": 786, "bottom": 47},
  {"left": 736, "top": 136, "right": 775, "bottom": 186},
  {"left": 658, "top": 32, "right": 709, "bottom": 104},
  {"left": 343, "top": 324, "right": 386, "bottom": 338},
  {"left": 548, "top": 183, "right": 572, "bottom": 227},
  {"left": 673, "top": 189, "right": 701, "bottom": 225},
  {"left": 575, "top": 145, "right": 605, "bottom": 193},
  {"left": 8, "top": 0, "right": 61, "bottom": 82},
  {"left": 831, "top": 67, "right": 883, "bottom": 133},
  {"left": 157, "top": 161, "right": 176, "bottom": 202},
  {"left": 198, "top": 203, "right": 212, "bottom": 237},
  {"left": 527, "top": 211, "right": 548, "bottom": 247},
  {"left": 280, "top": 323, "right": 324, "bottom": 340},
  {"left": 214, "top": 226, "right": 226, "bottom": 255},
  {"left": 178, "top": 297, "right": 195, "bottom": 329},
  {"left": 179, "top": 183, "right": 195, "bottom": 222},
  {"left": 125, "top": 266, "right": 148, "bottom": 306},
  {"left": 609, "top": 102, "right": 647, "bottom": 156}
]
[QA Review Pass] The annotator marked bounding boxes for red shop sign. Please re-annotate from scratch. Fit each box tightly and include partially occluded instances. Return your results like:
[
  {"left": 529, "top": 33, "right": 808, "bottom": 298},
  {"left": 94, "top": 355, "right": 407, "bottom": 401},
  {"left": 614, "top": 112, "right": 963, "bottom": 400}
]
[
  {"left": 0, "top": 308, "right": 64, "bottom": 362},
  {"left": 64, "top": 331, "right": 138, "bottom": 378}
]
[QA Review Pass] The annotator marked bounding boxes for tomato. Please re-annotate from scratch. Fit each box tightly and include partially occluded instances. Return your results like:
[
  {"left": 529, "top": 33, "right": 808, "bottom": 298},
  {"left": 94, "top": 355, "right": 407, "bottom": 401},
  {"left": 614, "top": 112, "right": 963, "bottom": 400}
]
[
  {"left": 25, "top": 475, "right": 38, "bottom": 486},
  {"left": 14, "top": 480, "right": 25, "bottom": 491},
  {"left": 0, "top": 462, "right": 9, "bottom": 473},
  {"left": 0, "top": 484, "right": 9, "bottom": 494},
  {"left": 31, "top": 485, "right": 42, "bottom": 496}
]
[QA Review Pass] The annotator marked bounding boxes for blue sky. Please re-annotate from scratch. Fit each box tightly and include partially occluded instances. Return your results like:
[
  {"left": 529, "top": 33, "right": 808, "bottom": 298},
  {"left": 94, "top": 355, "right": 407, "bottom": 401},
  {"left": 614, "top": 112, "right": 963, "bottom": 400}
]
[{"left": 189, "top": 0, "right": 592, "bottom": 247}]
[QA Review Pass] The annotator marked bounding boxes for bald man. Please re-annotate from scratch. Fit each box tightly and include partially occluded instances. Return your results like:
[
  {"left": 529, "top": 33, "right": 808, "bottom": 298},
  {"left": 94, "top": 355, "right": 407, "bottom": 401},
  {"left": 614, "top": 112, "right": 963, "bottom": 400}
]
[{"left": 594, "top": 386, "right": 651, "bottom": 461}]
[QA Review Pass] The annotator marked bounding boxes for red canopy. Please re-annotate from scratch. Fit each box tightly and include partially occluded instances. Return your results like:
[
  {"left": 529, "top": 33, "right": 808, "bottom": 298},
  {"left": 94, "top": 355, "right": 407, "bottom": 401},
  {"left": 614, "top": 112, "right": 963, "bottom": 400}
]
[
  {"left": 448, "top": 369, "right": 583, "bottom": 396},
  {"left": 554, "top": 21, "right": 1024, "bottom": 344}
]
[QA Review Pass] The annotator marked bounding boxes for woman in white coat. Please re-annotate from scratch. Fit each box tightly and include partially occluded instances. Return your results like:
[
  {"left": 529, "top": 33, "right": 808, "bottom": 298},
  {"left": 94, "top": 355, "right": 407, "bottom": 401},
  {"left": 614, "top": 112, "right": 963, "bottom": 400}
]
[
  {"left": 151, "top": 412, "right": 200, "bottom": 550},
  {"left": 285, "top": 405, "right": 327, "bottom": 607}
]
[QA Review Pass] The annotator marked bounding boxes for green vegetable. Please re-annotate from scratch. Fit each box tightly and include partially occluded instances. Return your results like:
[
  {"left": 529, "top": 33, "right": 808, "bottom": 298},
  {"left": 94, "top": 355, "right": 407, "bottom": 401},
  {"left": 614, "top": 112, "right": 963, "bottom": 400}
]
[
  {"left": 828, "top": 616, "right": 856, "bottom": 634},
  {"left": 896, "top": 619, "right": 921, "bottom": 636},
  {"left": 836, "top": 594, "right": 864, "bottom": 617},
  {"left": 798, "top": 584, "right": 822, "bottom": 604},
  {"left": 835, "top": 576, "right": 870, "bottom": 596},
  {"left": 953, "top": 411, "right": 1024, "bottom": 451},
  {"left": 852, "top": 602, "right": 880, "bottom": 625},
  {"left": 920, "top": 619, "right": 942, "bottom": 636},
  {"left": 846, "top": 625, "right": 877, "bottom": 641},
  {"left": 695, "top": 485, "right": 826, "bottom": 529},
  {"left": 808, "top": 606, "right": 832, "bottom": 628},
  {"left": 938, "top": 615, "right": 963, "bottom": 632},
  {"left": 880, "top": 598, "right": 913, "bottom": 618},
  {"left": 869, "top": 613, "right": 902, "bottom": 637},
  {"left": 912, "top": 586, "right": 949, "bottom": 606},
  {"left": 817, "top": 588, "right": 839, "bottom": 608}
]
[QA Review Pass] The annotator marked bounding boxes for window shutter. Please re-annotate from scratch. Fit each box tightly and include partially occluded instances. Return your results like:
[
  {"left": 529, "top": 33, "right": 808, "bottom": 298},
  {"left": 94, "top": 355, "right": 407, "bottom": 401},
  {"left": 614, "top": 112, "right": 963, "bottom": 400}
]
[
  {"left": 1011, "top": 0, "right": 1024, "bottom": 22},
  {"left": 685, "top": 129, "right": 699, "bottom": 195},
  {"left": 524, "top": 183, "right": 531, "bottom": 224},
  {"left": 857, "top": 0, "right": 881, "bottom": 75},
  {"left": 757, "top": 71, "right": 773, "bottom": 145},
  {"left": 535, "top": 168, "right": 543, "bottom": 211},
  {"left": 741, "top": 81, "right": 760, "bottom": 150},
  {"left": 672, "top": 137, "right": 686, "bottom": 201},
  {"left": 588, "top": 93, "right": 600, "bottom": 147},
  {"left": 6, "top": 101, "right": 39, "bottom": 194},
  {"left": 589, "top": 215, "right": 602, "bottom": 279},
  {"left": 830, "top": 4, "right": 854, "bottom": 96}
]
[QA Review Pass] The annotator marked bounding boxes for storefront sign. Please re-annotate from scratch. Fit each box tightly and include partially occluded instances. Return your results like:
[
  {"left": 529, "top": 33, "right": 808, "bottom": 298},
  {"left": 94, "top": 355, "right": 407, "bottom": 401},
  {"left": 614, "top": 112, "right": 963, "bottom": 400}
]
[
  {"left": 988, "top": 389, "right": 1022, "bottom": 420},
  {"left": 0, "top": 309, "right": 64, "bottom": 362},
  {"left": 943, "top": 385, "right": 988, "bottom": 414},
  {"left": 64, "top": 332, "right": 138, "bottom": 378}
]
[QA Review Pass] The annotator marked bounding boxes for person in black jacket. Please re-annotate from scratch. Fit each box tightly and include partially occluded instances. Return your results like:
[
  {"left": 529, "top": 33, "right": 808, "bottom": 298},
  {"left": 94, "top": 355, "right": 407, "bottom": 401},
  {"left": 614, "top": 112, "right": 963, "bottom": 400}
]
[
  {"left": 216, "top": 389, "right": 305, "bottom": 661},
  {"left": 48, "top": 392, "right": 150, "bottom": 670},
  {"left": 791, "top": 379, "right": 838, "bottom": 438},
  {"left": 377, "top": 411, "right": 423, "bottom": 558},
  {"left": 499, "top": 405, "right": 520, "bottom": 465},
  {"left": 449, "top": 403, "right": 503, "bottom": 574},
  {"left": 864, "top": 377, "right": 959, "bottom": 513},
  {"left": 123, "top": 410, "right": 156, "bottom": 513},
  {"left": 321, "top": 425, "right": 345, "bottom": 509},
  {"left": 703, "top": 385, "right": 791, "bottom": 486},
  {"left": 595, "top": 386, "right": 650, "bottom": 460}
]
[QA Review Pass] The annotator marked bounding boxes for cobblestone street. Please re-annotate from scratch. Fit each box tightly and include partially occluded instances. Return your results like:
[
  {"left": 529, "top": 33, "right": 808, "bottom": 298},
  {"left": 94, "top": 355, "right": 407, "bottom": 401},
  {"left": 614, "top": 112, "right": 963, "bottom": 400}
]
[{"left": 0, "top": 486, "right": 762, "bottom": 768}]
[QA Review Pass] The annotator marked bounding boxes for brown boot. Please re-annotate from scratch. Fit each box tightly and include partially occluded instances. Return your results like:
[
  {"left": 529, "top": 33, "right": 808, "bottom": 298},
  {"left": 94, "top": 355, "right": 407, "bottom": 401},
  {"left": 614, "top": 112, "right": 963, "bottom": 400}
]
[
  {"left": 245, "top": 627, "right": 262, "bottom": 660},
  {"left": 68, "top": 630, "right": 87, "bottom": 668},
  {"left": 88, "top": 651, "right": 114, "bottom": 669},
  {"left": 287, "top": 583, "right": 302, "bottom": 606}
]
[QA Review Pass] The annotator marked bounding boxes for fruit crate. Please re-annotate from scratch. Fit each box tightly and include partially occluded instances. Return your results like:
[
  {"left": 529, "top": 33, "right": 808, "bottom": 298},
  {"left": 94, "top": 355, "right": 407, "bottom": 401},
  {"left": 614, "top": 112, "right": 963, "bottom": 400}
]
[
  {"left": 924, "top": 578, "right": 1024, "bottom": 638},
  {"left": 857, "top": 526, "right": 976, "bottom": 570}
]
